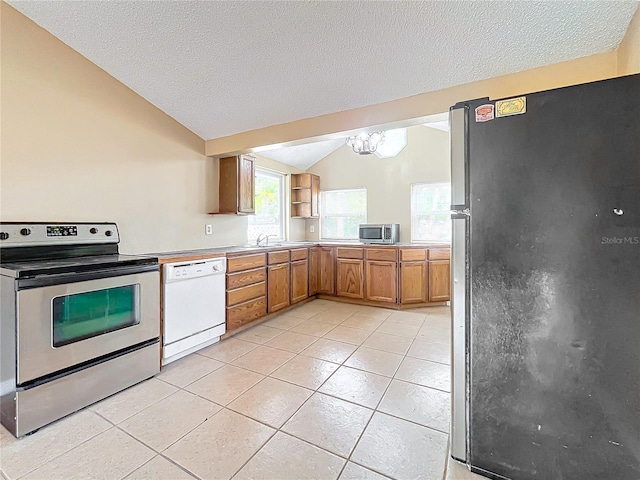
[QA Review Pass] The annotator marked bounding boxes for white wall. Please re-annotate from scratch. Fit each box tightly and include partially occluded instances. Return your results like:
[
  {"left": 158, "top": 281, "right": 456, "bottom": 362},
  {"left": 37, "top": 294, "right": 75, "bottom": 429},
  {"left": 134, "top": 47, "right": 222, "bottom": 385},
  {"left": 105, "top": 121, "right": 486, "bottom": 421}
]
[
  {"left": 0, "top": 4, "right": 304, "bottom": 254},
  {"left": 305, "top": 125, "right": 450, "bottom": 243}
]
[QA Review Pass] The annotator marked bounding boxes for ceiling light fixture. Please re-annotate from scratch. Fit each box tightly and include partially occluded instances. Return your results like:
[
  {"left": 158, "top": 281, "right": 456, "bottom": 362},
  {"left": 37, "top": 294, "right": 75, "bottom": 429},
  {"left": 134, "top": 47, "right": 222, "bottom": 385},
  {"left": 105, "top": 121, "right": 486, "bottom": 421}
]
[{"left": 346, "top": 131, "right": 385, "bottom": 155}]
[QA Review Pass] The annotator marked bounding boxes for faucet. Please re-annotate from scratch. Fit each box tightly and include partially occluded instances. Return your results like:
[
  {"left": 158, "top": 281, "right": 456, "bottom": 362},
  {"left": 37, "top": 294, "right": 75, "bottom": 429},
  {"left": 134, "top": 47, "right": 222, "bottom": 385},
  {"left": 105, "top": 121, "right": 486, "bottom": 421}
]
[{"left": 256, "top": 233, "right": 278, "bottom": 246}]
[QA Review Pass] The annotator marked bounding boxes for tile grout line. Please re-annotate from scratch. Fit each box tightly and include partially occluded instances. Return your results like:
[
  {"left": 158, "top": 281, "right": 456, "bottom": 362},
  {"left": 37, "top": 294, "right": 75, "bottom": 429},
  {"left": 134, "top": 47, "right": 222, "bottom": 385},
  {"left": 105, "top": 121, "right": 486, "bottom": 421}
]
[
  {"left": 111, "top": 422, "right": 203, "bottom": 480},
  {"left": 92, "top": 395, "right": 212, "bottom": 480},
  {"left": 6, "top": 302, "right": 448, "bottom": 480},
  {"left": 175, "top": 318, "right": 379, "bottom": 479},
  {"left": 156, "top": 307, "right": 451, "bottom": 478},
  {"left": 123, "top": 303, "right": 446, "bottom": 480},
  {"left": 334, "top": 340, "right": 407, "bottom": 480},
  {"left": 178, "top": 320, "right": 452, "bottom": 429},
  {"left": 6, "top": 415, "right": 111, "bottom": 480},
  {"left": 222, "top": 325, "right": 357, "bottom": 480}
]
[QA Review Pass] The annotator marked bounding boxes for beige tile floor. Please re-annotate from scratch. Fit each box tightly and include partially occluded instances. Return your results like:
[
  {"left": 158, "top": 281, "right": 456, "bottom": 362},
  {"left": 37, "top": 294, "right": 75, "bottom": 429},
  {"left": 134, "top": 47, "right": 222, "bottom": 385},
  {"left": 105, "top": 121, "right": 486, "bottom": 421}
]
[{"left": 0, "top": 299, "right": 485, "bottom": 480}]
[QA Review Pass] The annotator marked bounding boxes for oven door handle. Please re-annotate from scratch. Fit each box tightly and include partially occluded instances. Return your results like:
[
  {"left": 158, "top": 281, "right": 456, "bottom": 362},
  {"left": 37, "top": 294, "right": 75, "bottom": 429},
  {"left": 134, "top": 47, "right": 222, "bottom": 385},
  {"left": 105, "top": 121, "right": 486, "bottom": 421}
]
[{"left": 16, "top": 264, "right": 159, "bottom": 290}]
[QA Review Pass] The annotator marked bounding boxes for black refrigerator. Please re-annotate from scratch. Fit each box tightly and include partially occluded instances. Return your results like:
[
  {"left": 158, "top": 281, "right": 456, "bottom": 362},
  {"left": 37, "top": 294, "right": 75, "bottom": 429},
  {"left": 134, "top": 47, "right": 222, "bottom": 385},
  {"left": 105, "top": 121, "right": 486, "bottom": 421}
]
[{"left": 449, "top": 74, "right": 640, "bottom": 480}]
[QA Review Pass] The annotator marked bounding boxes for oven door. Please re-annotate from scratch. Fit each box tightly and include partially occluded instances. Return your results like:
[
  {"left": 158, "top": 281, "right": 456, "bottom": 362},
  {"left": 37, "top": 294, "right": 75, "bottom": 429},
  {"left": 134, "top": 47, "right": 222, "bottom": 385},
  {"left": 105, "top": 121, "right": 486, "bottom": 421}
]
[
  {"left": 359, "top": 225, "right": 384, "bottom": 243},
  {"left": 16, "top": 266, "right": 159, "bottom": 384}
]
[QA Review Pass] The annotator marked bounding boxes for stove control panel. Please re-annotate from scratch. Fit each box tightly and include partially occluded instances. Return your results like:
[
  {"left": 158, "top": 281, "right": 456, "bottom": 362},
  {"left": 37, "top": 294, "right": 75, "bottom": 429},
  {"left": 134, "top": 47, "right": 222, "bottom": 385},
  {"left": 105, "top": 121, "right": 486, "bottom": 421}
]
[{"left": 0, "top": 222, "right": 119, "bottom": 247}]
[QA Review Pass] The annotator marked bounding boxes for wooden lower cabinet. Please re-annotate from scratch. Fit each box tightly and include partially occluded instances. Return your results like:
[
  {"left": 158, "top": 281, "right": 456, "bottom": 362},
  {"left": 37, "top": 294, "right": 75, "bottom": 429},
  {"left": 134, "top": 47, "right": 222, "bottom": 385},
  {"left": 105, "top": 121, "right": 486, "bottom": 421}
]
[
  {"left": 227, "top": 281, "right": 266, "bottom": 306},
  {"left": 400, "top": 261, "right": 428, "bottom": 303},
  {"left": 226, "top": 253, "right": 268, "bottom": 333},
  {"left": 268, "top": 263, "right": 291, "bottom": 313},
  {"left": 291, "top": 259, "right": 309, "bottom": 304},
  {"left": 428, "top": 259, "right": 450, "bottom": 302},
  {"left": 227, "top": 297, "right": 266, "bottom": 331},
  {"left": 309, "top": 247, "right": 320, "bottom": 295},
  {"left": 365, "top": 260, "right": 397, "bottom": 303},
  {"left": 319, "top": 247, "right": 335, "bottom": 295},
  {"left": 223, "top": 245, "right": 450, "bottom": 335},
  {"left": 336, "top": 259, "right": 364, "bottom": 299}
]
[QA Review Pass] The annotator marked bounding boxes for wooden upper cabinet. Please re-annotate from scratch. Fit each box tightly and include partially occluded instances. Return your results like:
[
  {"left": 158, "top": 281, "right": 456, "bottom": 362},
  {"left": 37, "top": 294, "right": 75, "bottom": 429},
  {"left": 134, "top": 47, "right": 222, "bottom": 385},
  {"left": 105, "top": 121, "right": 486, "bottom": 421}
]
[
  {"left": 400, "top": 261, "right": 428, "bottom": 304},
  {"left": 217, "top": 154, "right": 255, "bottom": 214},
  {"left": 428, "top": 259, "right": 450, "bottom": 302},
  {"left": 291, "top": 173, "right": 320, "bottom": 218},
  {"left": 309, "top": 246, "right": 320, "bottom": 295},
  {"left": 267, "top": 262, "right": 290, "bottom": 313},
  {"left": 291, "top": 259, "right": 309, "bottom": 304},
  {"left": 318, "top": 247, "right": 335, "bottom": 295},
  {"left": 365, "top": 261, "right": 397, "bottom": 303},
  {"left": 337, "top": 259, "right": 364, "bottom": 299}
]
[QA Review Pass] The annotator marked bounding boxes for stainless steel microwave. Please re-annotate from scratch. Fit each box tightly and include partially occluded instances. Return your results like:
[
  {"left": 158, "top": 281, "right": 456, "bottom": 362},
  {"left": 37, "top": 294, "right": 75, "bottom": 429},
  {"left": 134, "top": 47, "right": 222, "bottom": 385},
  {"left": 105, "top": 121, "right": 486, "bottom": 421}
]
[{"left": 358, "top": 224, "right": 400, "bottom": 244}]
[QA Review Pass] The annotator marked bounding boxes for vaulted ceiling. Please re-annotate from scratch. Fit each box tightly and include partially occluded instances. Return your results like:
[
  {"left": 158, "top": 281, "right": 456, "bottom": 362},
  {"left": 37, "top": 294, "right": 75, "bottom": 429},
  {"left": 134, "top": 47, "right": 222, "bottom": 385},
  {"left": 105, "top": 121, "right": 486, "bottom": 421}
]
[{"left": 8, "top": 1, "right": 638, "bottom": 143}]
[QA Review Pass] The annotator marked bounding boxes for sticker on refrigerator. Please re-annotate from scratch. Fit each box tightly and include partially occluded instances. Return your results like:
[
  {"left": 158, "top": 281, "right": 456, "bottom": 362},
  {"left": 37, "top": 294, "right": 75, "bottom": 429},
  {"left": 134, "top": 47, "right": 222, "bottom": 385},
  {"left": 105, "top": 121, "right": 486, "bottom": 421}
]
[
  {"left": 496, "top": 96, "right": 526, "bottom": 117},
  {"left": 475, "top": 104, "right": 494, "bottom": 122}
]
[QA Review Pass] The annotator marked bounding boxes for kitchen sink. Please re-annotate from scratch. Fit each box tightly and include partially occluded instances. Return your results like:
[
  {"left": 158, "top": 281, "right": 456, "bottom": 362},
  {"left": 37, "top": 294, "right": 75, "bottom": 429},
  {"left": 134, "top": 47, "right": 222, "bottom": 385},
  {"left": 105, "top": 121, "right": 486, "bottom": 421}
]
[{"left": 235, "top": 241, "right": 315, "bottom": 251}]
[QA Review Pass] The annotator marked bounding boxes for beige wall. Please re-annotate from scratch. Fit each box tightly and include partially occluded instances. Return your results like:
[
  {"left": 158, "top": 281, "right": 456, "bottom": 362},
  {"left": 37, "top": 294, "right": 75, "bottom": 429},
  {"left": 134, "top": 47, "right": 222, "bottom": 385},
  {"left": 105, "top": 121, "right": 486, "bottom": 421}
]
[
  {"left": 305, "top": 125, "right": 449, "bottom": 243},
  {"left": 0, "top": 4, "right": 303, "bottom": 253},
  {"left": 618, "top": 6, "right": 640, "bottom": 75}
]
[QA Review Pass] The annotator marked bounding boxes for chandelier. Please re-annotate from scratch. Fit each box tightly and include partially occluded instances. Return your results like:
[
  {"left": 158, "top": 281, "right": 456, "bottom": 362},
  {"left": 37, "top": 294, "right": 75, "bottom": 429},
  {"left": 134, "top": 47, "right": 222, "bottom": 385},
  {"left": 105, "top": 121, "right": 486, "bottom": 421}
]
[{"left": 346, "top": 131, "right": 385, "bottom": 155}]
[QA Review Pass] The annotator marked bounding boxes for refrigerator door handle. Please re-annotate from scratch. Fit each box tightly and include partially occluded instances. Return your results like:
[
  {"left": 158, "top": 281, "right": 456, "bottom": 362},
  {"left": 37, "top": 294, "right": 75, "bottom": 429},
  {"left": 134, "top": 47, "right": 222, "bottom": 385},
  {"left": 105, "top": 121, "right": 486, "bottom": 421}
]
[
  {"left": 450, "top": 106, "right": 468, "bottom": 208},
  {"left": 451, "top": 216, "right": 468, "bottom": 462}
]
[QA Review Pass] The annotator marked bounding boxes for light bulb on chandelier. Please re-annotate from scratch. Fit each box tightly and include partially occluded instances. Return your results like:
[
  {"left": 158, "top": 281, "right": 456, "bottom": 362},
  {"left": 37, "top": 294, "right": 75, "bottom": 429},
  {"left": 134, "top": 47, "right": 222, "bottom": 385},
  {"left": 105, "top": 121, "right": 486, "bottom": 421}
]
[{"left": 346, "top": 131, "right": 385, "bottom": 155}]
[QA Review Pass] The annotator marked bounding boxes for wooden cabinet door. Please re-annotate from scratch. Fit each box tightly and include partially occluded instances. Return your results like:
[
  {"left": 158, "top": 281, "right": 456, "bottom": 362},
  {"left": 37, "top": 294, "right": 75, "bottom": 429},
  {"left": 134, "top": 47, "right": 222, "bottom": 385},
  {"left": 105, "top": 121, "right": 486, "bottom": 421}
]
[
  {"left": 400, "top": 261, "right": 428, "bottom": 304},
  {"left": 268, "top": 263, "right": 290, "bottom": 313},
  {"left": 309, "top": 247, "right": 320, "bottom": 295},
  {"left": 291, "top": 259, "right": 309, "bottom": 304},
  {"left": 311, "top": 174, "right": 320, "bottom": 217},
  {"left": 318, "top": 247, "right": 335, "bottom": 295},
  {"left": 428, "top": 260, "right": 450, "bottom": 302},
  {"left": 365, "top": 260, "right": 397, "bottom": 303},
  {"left": 237, "top": 154, "right": 255, "bottom": 214},
  {"left": 337, "top": 259, "right": 364, "bottom": 299}
]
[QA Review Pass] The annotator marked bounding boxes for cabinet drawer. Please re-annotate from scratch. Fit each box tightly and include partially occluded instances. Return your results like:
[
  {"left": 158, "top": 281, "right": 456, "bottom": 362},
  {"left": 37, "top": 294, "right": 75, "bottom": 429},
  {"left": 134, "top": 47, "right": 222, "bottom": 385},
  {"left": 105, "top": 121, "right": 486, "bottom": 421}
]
[
  {"left": 365, "top": 248, "right": 397, "bottom": 262},
  {"left": 227, "top": 253, "right": 266, "bottom": 273},
  {"left": 227, "top": 297, "right": 266, "bottom": 331},
  {"left": 337, "top": 247, "right": 364, "bottom": 259},
  {"left": 227, "top": 281, "right": 266, "bottom": 307},
  {"left": 268, "top": 250, "right": 290, "bottom": 265},
  {"left": 400, "top": 249, "right": 426, "bottom": 261},
  {"left": 428, "top": 249, "right": 450, "bottom": 260},
  {"left": 226, "top": 267, "right": 266, "bottom": 289},
  {"left": 290, "top": 248, "right": 309, "bottom": 261}
]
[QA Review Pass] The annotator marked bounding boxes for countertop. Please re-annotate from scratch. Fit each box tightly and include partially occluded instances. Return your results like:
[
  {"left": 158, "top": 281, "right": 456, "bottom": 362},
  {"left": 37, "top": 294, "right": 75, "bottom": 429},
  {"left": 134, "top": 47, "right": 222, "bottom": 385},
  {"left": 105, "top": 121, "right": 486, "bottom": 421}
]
[{"left": 151, "top": 241, "right": 450, "bottom": 264}]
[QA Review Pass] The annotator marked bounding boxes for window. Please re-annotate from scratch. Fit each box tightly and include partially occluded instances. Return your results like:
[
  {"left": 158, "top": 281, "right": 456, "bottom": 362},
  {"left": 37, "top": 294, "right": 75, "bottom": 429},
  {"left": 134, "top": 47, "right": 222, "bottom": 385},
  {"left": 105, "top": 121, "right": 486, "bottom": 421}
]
[
  {"left": 320, "top": 188, "right": 367, "bottom": 240},
  {"left": 411, "top": 182, "right": 451, "bottom": 243},
  {"left": 248, "top": 168, "right": 285, "bottom": 242}
]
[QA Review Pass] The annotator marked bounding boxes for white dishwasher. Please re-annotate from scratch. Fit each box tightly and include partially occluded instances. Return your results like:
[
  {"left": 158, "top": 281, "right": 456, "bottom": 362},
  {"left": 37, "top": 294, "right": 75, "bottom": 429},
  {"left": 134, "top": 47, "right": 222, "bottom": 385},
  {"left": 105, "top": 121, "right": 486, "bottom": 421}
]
[{"left": 162, "top": 257, "right": 226, "bottom": 365}]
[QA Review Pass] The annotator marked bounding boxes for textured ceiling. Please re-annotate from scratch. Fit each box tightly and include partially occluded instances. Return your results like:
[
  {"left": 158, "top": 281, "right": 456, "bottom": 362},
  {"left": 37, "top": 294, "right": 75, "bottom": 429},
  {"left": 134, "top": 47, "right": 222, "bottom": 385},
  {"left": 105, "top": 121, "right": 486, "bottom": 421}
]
[{"left": 8, "top": 1, "right": 638, "bottom": 142}]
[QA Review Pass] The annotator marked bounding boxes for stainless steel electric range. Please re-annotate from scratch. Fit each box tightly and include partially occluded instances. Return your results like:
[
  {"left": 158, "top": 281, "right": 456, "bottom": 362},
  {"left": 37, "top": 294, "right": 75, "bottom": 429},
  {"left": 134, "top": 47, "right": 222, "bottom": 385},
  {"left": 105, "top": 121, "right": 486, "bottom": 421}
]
[{"left": 0, "top": 222, "right": 160, "bottom": 437}]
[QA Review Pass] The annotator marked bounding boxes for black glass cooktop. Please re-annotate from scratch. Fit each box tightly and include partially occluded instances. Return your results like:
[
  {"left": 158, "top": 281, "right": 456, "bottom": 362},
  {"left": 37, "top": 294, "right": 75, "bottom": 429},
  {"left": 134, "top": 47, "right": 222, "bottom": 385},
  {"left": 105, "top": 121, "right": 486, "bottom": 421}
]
[{"left": 1, "top": 254, "right": 157, "bottom": 278}]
